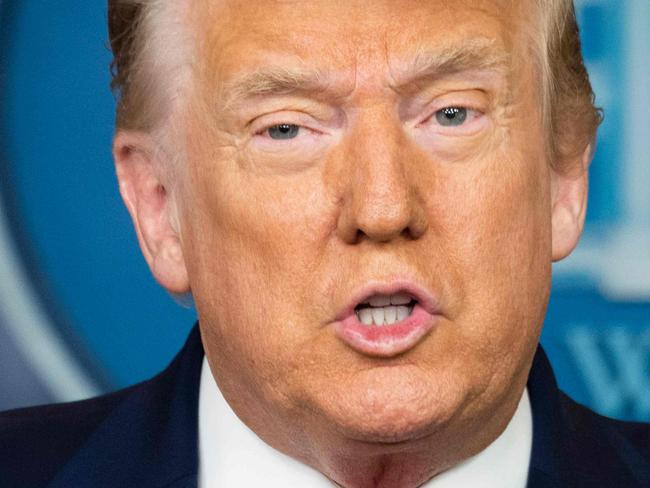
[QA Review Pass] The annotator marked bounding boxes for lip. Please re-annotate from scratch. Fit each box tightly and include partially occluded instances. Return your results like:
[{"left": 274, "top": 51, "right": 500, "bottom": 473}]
[{"left": 333, "top": 280, "right": 440, "bottom": 358}]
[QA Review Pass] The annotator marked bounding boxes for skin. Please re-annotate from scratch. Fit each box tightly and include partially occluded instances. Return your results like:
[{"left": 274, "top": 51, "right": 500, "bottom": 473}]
[{"left": 114, "top": 1, "right": 590, "bottom": 486}]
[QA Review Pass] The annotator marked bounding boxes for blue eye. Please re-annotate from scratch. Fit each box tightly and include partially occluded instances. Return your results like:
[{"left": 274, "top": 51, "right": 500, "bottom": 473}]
[
  {"left": 435, "top": 107, "right": 467, "bottom": 127},
  {"left": 267, "top": 124, "right": 300, "bottom": 140}
]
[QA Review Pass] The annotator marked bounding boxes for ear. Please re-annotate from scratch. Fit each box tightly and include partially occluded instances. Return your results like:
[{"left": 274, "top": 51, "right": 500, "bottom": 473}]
[
  {"left": 113, "top": 131, "right": 190, "bottom": 293},
  {"left": 550, "top": 143, "right": 592, "bottom": 262}
]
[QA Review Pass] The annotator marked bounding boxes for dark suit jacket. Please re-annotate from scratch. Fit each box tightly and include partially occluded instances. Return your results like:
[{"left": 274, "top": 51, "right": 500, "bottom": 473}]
[{"left": 2, "top": 325, "right": 649, "bottom": 487}]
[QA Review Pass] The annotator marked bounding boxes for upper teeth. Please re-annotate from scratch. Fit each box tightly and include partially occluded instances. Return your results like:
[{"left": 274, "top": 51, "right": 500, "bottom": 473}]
[
  {"left": 356, "top": 294, "right": 415, "bottom": 326},
  {"left": 367, "top": 293, "right": 412, "bottom": 306}
]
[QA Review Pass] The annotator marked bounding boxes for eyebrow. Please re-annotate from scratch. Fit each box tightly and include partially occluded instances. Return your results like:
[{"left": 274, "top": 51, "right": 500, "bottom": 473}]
[
  {"left": 220, "top": 38, "right": 510, "bottom": 108},
  {"left": 393, "top": 38, "right": 511, "bottom": 92},
  {"left": 221, "top": 66, "right": 335, "bottom": 110}
]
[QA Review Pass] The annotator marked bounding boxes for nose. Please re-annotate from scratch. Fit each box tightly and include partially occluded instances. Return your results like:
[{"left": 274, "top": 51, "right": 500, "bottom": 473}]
[{"left": 335, "top": 111, "right": 429, "bottom": 244}]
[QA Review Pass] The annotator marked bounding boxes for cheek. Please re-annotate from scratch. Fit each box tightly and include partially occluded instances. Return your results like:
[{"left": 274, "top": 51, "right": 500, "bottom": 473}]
[
  {"left": 181, "top": 143, "right": 338, "bottom": 365},
  {"left": 209, "top": 169, "right": 333, "bottom": 291},
  {"left": 436, "top": 145, "right": 551, "bottom": 355}
]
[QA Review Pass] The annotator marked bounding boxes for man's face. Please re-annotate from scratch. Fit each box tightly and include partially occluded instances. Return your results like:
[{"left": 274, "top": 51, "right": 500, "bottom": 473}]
[{"left": 177, "top": 0, "right": 552, "bottom": 467}]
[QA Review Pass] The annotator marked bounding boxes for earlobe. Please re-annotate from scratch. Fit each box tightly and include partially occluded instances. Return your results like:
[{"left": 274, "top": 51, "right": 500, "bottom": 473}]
[
  {"left": 113, "top": 132, "right": 190, "bottom": 293},
  {"left": 550, "top": 144, "right": 592, "bottom": 262}
]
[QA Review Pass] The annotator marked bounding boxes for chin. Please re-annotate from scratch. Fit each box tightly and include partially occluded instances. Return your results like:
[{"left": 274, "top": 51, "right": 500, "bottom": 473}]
[
  {"left": 338, "top": 416, "right": 441, "bottom": 447},
  {"left": 313, "top": 365, "right": 465, "bottom": 447}
]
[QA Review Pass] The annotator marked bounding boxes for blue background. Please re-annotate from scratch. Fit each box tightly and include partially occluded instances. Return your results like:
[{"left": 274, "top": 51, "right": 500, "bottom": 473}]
[{"left": 1, "top": 0, "right": 648, "bottom": 420}]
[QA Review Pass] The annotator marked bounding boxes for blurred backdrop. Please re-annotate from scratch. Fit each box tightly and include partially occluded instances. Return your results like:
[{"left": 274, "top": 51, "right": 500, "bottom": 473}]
[{"left": 0, "top": 0, "right": 648, "bottom": 420}]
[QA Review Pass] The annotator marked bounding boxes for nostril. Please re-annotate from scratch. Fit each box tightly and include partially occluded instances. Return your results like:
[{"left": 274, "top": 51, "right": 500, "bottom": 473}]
[{"left": 401, "top": 227, "right": 417, "bottom": 241}]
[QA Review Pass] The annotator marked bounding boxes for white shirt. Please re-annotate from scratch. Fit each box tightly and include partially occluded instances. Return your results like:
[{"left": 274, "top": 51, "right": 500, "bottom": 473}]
[{"left": 198, "top": 358, "right": 532, "bottom": 487}]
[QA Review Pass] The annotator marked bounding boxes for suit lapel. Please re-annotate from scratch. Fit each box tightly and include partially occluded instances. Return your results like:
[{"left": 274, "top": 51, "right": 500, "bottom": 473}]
[{"left": 526, "top": 347, "right": 568, "bottom": 488}]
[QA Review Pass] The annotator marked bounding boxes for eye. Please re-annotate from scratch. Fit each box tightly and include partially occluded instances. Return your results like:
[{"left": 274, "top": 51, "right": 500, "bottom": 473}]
[
  {"left": 266, "top": 123, "right": 300, "bottom": 140},
  {"left": 434, "top": 107, "right": 468, "bottom": 127}
]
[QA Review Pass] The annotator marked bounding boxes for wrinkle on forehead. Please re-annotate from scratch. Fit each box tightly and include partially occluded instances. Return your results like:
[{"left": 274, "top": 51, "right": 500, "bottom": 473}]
[
  {"left": 189, "top": 0, "right": 535, "bottom": 120},
  {"left": 214, "top": 39, "right": 512, "bottom": 114}
]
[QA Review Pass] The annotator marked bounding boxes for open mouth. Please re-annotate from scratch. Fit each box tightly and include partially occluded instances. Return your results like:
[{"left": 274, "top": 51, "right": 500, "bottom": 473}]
[
  {"left": 333, "top": 281, "right": 438, "bottom": 357},
  {"left": 354, "top": 293, "right": 417, "bottom": 326}
]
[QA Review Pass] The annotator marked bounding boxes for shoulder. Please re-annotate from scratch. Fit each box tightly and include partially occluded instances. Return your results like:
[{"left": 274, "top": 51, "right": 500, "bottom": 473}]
[
  {"left": 559, "top": 391, "right": 650, "bottom": 446},
  {"left": 0, "top": 382, "right": 144, "bottom": 488},
  {"left": 0, "top": 324, "right": 203, "bottom": 488},
  {"left": 557, "top": 391, "right": 650, "bottom": 486},
  {"left": 527, "top": 346, "right": 650, "bottom": 487}
]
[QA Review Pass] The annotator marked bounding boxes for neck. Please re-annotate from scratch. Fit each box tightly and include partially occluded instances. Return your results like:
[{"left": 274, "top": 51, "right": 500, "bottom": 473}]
[
  {"left": 304, "top": 388, "right": 529, "bottom": 488},
  {"left": 320, "top": 450, "right": 453, "bottom": 488},
  {"left": 299, "top": 405, "right": 517, "bottom": 488}
]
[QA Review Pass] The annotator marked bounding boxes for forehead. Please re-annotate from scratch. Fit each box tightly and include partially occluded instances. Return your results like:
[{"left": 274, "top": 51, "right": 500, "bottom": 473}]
[{"left": 191, "top": 0, "right": 533, "bottom": 95}]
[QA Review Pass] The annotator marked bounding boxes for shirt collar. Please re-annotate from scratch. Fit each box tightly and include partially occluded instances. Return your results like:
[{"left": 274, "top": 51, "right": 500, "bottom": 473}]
[{"left": 198, "top": 357, "right": 532, "bottom": 487}]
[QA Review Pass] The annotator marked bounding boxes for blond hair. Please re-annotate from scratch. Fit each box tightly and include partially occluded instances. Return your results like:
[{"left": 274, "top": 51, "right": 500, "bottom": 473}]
[
  {"left": 534, "top": 0, "right": 602, "bottom": 168},
  {"left": 109, "top": 0, "right": 193, "bottom": 134},
  {"left": 108, "top": 0, "right": 601, "bottom": 169}
]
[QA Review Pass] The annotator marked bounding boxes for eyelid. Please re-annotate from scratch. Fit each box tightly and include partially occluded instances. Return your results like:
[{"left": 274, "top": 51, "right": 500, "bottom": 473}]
[
  {"left": 418, "top": 88, "right": 488, "bottom": 117},
  {"left": 248, "top": 108, "right": 332, "bottom": 135},
  {"left": 421, "top": 86, "right": 488, "bottom": 119}
]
